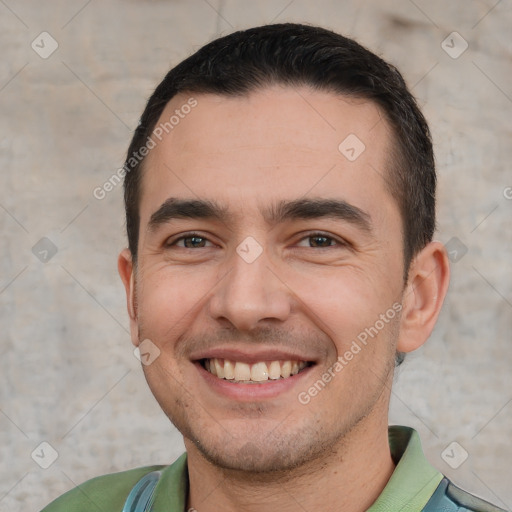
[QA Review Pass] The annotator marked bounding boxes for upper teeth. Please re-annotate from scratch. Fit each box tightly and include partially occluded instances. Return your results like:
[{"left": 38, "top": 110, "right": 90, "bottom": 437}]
[{"left": 204, "top": 358, "right": 308, "bottom": 382}]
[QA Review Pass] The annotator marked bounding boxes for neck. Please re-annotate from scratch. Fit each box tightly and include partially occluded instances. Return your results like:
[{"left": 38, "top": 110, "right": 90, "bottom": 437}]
[{"left": 185, "top": 415, "right": 395, "bottom": 512}]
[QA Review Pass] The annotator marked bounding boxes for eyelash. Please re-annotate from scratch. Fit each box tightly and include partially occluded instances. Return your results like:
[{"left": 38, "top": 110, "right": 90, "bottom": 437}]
[{"left": 166, "top": 231, "right": 348, "bottom": 249}]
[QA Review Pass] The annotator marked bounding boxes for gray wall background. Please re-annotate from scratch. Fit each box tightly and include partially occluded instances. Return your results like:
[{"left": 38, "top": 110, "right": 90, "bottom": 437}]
[{"left": 1, "top": 1, "right": 511, "bottom": 510}]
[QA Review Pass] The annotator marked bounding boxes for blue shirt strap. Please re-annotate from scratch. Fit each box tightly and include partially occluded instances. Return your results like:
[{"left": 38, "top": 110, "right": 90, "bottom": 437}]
[{"left": 122, "top": 470, "right": 162, "bottom": 512}]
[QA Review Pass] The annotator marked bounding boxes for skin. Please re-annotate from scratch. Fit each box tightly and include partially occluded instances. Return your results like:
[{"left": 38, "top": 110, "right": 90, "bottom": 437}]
[{"left": 118, "top": 85, "right": 450, "bottom": 512}]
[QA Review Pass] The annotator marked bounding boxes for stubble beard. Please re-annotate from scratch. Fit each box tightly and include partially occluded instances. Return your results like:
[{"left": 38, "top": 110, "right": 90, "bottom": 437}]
[{"left": 157, "top": 349, "right": 396, "bottom": 480}]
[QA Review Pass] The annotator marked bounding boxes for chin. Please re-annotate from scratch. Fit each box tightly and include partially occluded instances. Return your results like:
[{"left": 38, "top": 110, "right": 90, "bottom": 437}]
[
  {"left": 194, "top": 440, "right": 313, "bottom": 474},
  {"left": 182, "top": 417, "right": 341, "bottom": 476}
]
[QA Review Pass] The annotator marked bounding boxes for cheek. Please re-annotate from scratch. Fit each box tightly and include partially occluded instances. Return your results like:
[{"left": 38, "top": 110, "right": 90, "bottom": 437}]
[
  {"left": 287, "top": 265, "right": 400, "bottom": 347},
  {"left": 135, "top": 265, "right": 216, "bottom": 340}
]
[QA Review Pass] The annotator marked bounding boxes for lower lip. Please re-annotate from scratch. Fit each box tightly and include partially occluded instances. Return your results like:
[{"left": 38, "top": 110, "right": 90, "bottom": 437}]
[{"left": 194, "top": 361, "right": 315, "bottom": 401}]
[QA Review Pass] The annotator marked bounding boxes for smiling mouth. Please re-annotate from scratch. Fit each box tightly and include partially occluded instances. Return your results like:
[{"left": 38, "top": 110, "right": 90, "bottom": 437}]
[{"left": 200, "top": 358, "right": 313, "bottom": 383}]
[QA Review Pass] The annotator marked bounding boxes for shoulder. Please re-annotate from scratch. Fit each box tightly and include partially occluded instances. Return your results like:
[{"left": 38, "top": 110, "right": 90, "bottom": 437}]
[
  {"left": 423, "top": 477, "right": 509, "bottom": 512},
  {"left": 40, "top": 464, "right": 167, "bottom": 512}
]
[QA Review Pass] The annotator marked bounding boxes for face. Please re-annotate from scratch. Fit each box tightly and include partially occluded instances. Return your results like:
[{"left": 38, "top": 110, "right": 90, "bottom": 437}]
[{"left": 125, "top": 86, "right": 407, "bottom": 473}]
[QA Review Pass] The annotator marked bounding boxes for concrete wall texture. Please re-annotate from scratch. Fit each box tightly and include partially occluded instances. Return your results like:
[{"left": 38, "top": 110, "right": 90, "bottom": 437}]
[{"left": 1, "top": 1, "right": 511, "bottom": 510}]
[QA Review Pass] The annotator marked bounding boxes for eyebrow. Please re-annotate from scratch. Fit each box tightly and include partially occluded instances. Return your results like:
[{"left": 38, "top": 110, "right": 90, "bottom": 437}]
[{"left": 147, "top": 197, "right": 372, "bottom": 233}]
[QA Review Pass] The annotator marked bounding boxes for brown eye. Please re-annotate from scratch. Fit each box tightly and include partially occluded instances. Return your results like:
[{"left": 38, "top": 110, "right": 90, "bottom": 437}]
[
  {"left": 308, "top": 235, "right": 334, "bottom": 247},
  {"left": 296, "top": 233, "right": 346, "bottom": 248},
  {"left": 166, "top": 233, "right": 213, "bottom": 248},
  {"left": 181, "top": 236, "right": 207, "bottom": 248}
]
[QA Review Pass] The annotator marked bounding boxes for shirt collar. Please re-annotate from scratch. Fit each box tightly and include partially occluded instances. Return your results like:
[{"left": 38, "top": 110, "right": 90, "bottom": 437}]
[{"left": 367, "top": 426, "right": 443, "bottom": 511}]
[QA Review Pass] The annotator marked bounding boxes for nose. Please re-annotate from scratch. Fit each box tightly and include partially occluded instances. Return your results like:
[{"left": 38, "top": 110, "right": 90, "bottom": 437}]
[{"left": 208, "top": 243, "right": 292, "bottom": 332}]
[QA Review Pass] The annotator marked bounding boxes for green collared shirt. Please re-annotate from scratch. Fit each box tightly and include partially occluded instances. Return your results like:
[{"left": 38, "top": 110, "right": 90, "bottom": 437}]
[{"left": 41, "top": 425, "right": 446, "bottom": 511}]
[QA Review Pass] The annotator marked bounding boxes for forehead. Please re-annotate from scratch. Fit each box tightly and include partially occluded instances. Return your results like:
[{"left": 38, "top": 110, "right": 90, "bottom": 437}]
[{"left": 139, "top": 85, "right": 397, "bottom": 228}]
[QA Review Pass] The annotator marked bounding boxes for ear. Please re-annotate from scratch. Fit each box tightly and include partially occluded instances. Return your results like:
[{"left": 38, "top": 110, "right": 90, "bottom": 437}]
[
  {"left": 397, "top": 241, "right": 450, "bottom": 353},
  {"left": 118, "top": 248, "right": 139, "bottom": 347}
]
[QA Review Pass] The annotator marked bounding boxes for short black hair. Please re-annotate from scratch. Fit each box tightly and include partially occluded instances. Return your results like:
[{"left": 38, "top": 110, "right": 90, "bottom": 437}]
[{"left": 123, "top": 23, "right": 436, "bottom": 283}]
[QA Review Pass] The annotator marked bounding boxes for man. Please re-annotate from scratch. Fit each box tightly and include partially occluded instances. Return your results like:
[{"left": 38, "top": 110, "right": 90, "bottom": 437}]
[{"left": 42, "top": 23, "right": 507, "bottom": 512}]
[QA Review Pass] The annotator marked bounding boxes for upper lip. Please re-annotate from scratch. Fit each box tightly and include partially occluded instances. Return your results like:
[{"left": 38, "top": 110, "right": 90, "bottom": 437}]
[{"left": 190, "top": 347, "right": 318, "bottom": 365}]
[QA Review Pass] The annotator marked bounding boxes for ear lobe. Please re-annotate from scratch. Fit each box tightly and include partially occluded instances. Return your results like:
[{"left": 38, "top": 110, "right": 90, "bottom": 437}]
[
  {"left": 397, "top": 241, "right": 450, "bottom": 353},
  {"left": 117, "top": 248, "right": 140, "bottom": 347}
]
